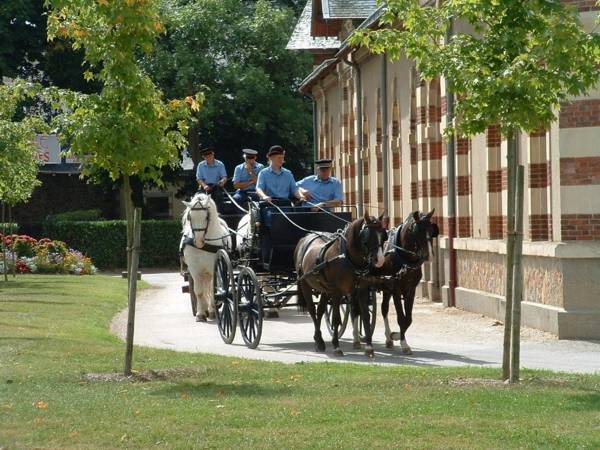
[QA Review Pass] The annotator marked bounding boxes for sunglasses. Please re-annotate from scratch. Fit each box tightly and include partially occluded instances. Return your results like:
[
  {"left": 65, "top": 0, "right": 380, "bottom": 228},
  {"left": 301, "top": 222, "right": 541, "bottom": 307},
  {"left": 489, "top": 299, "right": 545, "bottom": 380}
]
[{"left": 246, "top": 155, "right": 257, "bottom": 159}]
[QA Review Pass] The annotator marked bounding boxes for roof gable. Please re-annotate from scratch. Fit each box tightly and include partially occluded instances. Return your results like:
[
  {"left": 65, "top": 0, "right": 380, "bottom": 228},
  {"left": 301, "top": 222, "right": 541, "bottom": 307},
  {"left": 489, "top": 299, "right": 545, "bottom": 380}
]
[{"left": 321, "top": 0, "right": 378, "bottom": 19}]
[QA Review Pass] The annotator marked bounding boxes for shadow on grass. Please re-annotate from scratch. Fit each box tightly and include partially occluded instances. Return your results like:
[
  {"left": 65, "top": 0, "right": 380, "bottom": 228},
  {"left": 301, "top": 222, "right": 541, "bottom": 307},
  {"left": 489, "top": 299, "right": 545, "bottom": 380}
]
[
  {"left": 0, "top": 299, "right": 76, "bottom": 306},
  {"left": 0, "top": 321, "right": 43, "bottom": 329},
  {"left": 566, "top": 392, "right": 600, "bottom": 412},
  {"left": 151, "top": 381, "right": 289, "bottom": 399}
]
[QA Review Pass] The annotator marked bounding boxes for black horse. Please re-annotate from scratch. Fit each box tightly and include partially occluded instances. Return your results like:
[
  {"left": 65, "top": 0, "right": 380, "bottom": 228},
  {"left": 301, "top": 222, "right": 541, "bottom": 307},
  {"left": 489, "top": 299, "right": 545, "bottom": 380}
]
[
  {"left": 372, "top": 210, "right": 439, "bottom": 354},
  {"left": 294, "top": 212, "right": 388, "bottom": 357}
]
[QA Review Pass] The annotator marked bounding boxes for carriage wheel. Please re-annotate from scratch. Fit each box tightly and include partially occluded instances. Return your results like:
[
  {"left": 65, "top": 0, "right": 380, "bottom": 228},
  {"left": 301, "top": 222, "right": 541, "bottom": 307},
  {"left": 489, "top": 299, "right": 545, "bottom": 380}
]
[
  {"left": 213, "top": 250, "right": 237, "bottom": 344},
  {"left": 358, "top": 288, "right": 378, "bottom": 341},
  {"left": 188, "top": 275, "right": 198, "bottom": 317},
  {"left": 324, "top": 295, "right": 350, "bottom": 338},
  {"left": 237, "top": 267, "right": 263, "bottom": 349}
]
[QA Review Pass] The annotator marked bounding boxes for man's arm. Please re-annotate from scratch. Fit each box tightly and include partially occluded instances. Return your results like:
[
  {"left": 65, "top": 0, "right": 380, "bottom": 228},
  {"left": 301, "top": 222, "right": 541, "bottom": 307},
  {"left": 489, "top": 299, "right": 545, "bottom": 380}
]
[
  {"left": 256, "top": 172, "right": 271, "bottom": 202},
  {"left": 196, "top": 164, "right": 209, "bottom": 191},
  {"left": 217, "top": 162, "right": 227, "bottom": 187}
]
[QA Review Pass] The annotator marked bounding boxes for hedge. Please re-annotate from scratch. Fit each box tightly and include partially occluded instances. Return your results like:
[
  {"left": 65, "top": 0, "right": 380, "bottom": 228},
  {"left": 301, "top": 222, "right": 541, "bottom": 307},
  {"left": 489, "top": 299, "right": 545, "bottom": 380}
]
[
  {"left": 44, "top": 220, "right": 182, "bottom": 268},
  {"left": 47, "top": 209, "right": 104, "bottom": 222}
]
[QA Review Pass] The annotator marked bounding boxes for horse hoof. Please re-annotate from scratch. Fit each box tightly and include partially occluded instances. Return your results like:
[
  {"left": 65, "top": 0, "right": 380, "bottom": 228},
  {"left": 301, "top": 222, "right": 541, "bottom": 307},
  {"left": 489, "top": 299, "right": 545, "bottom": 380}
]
[
  {"left": 208, "top": 311, "right": 216, "bottom": 320},
  {"left": 315, "top": 342, "right": 326, "bottom": 353},
  {"left": 390, "top": 332, "right": 401, "bottom": 341},
  {"left": 333, "top": 348, "right": 344, "bottom": 357},
  {"left": 365, "top": 347, "right": 375, "bottom": 358},
  {"left": 196, "top": 314, "right": 207, "bottom": 322},
  {"left": 352, "top": 341, "right": 362, "bottom": 350},
  {"left": 385, "top": 340, "right": 394, "bottom": 349},
  {"left": 401, "top": 347, "right": 413, "bottom": 355}
]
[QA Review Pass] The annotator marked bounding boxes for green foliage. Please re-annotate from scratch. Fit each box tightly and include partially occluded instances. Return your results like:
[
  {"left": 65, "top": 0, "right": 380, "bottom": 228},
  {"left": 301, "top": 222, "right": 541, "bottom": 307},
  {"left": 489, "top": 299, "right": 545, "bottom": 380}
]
[
  {"left": 48, "top": 209, "right": 104, "bottom": 222},
  {"left": 45, "top": 0, "right": 202, "bottom": 184},
  {"left": 44, "top": 220, "right": 182, "bottom": 268},
  {"left": 147, "top": 0, "right": 313, "bottom": 174},
  {"left": 0, "top": 80, "right": 48, "bottom": 205},
  {"left": 351, "top": 0, "right": 600, "bottom": 137}
]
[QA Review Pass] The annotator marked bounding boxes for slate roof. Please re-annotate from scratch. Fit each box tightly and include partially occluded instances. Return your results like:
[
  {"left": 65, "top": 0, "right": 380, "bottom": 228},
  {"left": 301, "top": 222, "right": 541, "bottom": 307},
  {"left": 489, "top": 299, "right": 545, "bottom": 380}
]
[
  {"left": 321, "top": 0, "right": 378, "bottom": 19},
  {"left": 286, "top": 1, "right": 341, "bottom": 51}
]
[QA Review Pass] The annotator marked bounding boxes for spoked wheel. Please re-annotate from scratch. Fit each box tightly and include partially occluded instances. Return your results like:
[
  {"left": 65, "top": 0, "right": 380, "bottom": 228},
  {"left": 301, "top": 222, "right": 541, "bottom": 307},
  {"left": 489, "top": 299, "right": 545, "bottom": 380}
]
[
  {"left": 324, "top": 294, "right": 350, "bottom": 338},
  {"left": 358, "top": 288, "right": 378, "bottom": 341},
  {"left": 188, "top": 275, "right": 198, "bottom": 317},
  {"left": 213, "top": 250, "right": 237, "bottom": 344},
  {"left": 237, "top": 267, "right": 263, "bottom": 349}
]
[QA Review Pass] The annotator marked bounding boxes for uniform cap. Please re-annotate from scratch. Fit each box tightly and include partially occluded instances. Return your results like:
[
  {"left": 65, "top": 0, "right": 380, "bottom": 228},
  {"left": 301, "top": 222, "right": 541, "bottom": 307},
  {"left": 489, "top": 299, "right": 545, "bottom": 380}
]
[
  {"left": 315, "top": 159, "right": 333, "bottom": 168},
  {"left": 200, "top": 147, "right": 215, "bottom": 156},
  {"left": 242, "top": 148, "right": 258, "bottom": 156},
  {"left": 267, "top": 145, "right": 284, "bottom": 157}
]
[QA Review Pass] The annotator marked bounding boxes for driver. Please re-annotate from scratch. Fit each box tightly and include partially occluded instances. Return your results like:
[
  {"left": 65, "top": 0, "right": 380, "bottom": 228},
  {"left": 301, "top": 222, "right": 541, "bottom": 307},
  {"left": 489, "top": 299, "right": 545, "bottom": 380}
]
[
  {"left": 296, "top": 159, "right": 343, "bottom": 209},
  {"left": 256, "top": 145, "right": 305, "bottom": 204}
]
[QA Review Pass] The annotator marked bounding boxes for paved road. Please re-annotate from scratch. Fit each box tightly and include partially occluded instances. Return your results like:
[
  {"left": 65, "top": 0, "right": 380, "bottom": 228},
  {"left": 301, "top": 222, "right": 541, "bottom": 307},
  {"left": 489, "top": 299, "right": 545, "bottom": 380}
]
[{"left": 111, "top": 272, "right": 600, "bottom": 373}]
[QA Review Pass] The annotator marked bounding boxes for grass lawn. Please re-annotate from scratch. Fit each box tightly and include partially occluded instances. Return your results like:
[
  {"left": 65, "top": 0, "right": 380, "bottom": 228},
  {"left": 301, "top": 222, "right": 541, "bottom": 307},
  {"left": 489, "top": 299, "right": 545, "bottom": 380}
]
[{"left": 1, "top": 275, "right": 599, "bottom": 449}]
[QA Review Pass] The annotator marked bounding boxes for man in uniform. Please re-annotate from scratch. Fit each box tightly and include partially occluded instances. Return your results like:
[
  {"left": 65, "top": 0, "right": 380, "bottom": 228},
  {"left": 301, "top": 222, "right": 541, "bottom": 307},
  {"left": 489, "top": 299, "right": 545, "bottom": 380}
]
[
  {"left": 232, "top": 148, "right": 264, "bottom": 207},
  {"left": 196, "top": 147, "right": 227, "bottom": 212},
  {"left": 256, "top": 145, "right": 305, "bottom": 204},
  {"left": 296, "top": 159, "right": 343, "bottom": 209}
]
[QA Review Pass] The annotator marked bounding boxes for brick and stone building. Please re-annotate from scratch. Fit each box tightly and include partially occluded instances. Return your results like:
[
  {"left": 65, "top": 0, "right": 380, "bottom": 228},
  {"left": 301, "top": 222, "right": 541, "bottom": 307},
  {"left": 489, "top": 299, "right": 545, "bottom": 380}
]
[{"left": 288, "top": 0, "right": 600, "bottom": 338}]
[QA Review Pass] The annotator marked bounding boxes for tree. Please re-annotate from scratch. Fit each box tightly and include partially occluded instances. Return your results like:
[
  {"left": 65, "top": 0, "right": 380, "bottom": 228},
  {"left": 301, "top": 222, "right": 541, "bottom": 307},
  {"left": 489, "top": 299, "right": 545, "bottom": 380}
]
[
  {"left": 46, "top": 0, "right": 201, "bottom": 375},
  {"left": 351, "top": 0, "right": 600, "bottom": 382},
  {"left": 0, "top": 80, "right": 47, "bottom": 281},
  {"left": 146, "top": 0, "right": 313, "bottom": 178}
]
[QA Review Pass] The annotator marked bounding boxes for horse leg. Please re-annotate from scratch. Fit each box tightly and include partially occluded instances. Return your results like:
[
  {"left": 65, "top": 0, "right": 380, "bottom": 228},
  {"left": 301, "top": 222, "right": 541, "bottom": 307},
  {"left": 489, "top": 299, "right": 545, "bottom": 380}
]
[
  {"left": 207, "top": 267, "right": 216, "bottom": 320},
  {"left": 399, "top": 288, "right": 415, "bottom": 355},
  {"left": 196, "top": 272, "right": 212, "bottom": 322},
  {"left": 382, "top": 289, "right": 394, "bottom": 349},
  {"left": 390, "top": 287, "right": 405, "bottom": 343},
  {"left": 330, "top": 296, "right": 344, "bottom": 357},
  {"left": 301, "top": 282, "right": 325, "bottom": 352},
  {"left": 351, "top": 298, "right": 361, "bottom": 350},
  {"left": 357, "top": 288, "right": 374, "bottom": 358}
]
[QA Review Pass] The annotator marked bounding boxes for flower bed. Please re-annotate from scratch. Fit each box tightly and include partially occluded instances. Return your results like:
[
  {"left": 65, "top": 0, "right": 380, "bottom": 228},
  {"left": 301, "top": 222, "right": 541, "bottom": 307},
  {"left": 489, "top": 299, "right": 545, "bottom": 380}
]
[{"left": 0, "top": 234, "right": 97, "bottom": 275}]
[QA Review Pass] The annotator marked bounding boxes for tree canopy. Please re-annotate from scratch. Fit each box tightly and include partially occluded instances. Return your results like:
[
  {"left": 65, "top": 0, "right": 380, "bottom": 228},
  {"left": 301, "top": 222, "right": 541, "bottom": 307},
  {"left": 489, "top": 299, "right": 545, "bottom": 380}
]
[
  {"left": 0, "top": 81, "right": 46, "bottom": 205},
  {"left": 146, "top": 0, "right": 313, "bottom": 176},
  {"left": 46, "top": 0, "right": 201, "bottom": 184},
  {"left": 351, "top": 0, "right": 600, "bottom": 137}
]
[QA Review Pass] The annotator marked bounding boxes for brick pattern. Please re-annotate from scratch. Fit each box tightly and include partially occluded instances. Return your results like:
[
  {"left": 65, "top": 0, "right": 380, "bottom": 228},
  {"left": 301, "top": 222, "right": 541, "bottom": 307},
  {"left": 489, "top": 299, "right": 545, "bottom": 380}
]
[
  {"left": 441, "top": 96, "right": 447, "bottom": 116},
  {"left": 393, "top": 185, "right": 402, "bottom": 201},
  {"left": 411, "top": 182, "right": 418, "bottom": 199},
  {"left": 417, "top": 106, "right": 427, "bottom": 124},
  {"left": 392, "top": 152, "right": 401, "bottom": 170},
  {"left": 457, "top": 175, "right": 471, "bottom": 196},
  {"left": 456, "top": 137, "right": 470, "bottom": 155},
  {"left": 559, "top": 99, "right": 600, "bottom": 128},
  {"left": 427, "top": 105, "right": 441, "bottom": 123},
  {"left": 458, "top": 216, "right": 472, "bottom": 237},
  {"left": 488, "top": 170, "right": 503, "bottom": 193},
  {"left": 489, "top": 215, "right": 504, "bottom": 239},
  {"left": 560, "top": 157, "right": 600, "bottom": 186},
  {"left": 529, "top": 162, "right": 551, "bottom": 188},
  {"left": 561, "top": 214, "right": 600, "bottom": 240},
  {"left": 560, "top": 0, "right": 600, "bottom": 11},
  {"left": 486, "top": 125, "right": 501, "bottom": 147},
  {"left": 530, "top": 214, "right": 551, "bottom": 241},
  {"left": 429, "top": 142, "right": 442, "bottom": 160}
]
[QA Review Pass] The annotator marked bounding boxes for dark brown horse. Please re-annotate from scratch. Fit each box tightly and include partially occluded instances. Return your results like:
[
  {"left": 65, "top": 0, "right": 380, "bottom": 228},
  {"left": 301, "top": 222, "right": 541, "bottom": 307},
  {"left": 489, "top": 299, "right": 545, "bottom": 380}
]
[
  {"left": 294, "top": 212, "right": 387, "bottom": 357},
  {"left": 373, "top": 210, "right": 439, "bottom": 354}
]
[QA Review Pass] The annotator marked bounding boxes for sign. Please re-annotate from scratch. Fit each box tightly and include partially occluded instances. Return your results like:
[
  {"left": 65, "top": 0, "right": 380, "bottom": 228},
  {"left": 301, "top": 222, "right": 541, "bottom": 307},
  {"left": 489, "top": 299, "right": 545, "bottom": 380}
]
[
  {"left": 181, "top": 149, "right": 194, "bottom": 170},
  {"left": 34, "top": 134, "right": 61, "bottom": 164}
]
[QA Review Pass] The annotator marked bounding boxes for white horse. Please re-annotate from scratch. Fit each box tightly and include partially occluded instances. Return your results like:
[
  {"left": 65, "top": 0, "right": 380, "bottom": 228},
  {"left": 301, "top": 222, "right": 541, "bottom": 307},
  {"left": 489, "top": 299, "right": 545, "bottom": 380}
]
[{"left": 181, "top": 193, "right": 231, "bottom": 322}]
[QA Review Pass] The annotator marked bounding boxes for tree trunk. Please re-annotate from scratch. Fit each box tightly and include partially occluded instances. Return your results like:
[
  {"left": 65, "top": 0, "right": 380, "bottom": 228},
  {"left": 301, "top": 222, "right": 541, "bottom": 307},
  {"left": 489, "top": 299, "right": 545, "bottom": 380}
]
[
  {"left": 9, "top": 205, "right": 15, "bottom": 278},
  {"left": 502, "top": 129, "right": 518, "bottom": 380},
  {"left": 2, "top": 203, "right": 7, "bottom": 282},
  {"left": 510, "top": 164, "right": 525, "bottom": 383},
  {"left": 123, "top": 175, "right": 142, "bottom": 376}
]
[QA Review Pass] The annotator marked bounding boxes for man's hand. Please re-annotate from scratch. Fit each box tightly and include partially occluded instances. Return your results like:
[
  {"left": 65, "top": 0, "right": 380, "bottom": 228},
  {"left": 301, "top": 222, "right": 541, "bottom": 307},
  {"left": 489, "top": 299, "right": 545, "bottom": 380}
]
[
  {"left": 262, "top": 196, "right": 272, "bottom": 203},
  {"left": 203, "top": 185, "right": 212, "bottom": 193},
  {"left": 299, "top": 188, "right": 311, "bottom": 201}
]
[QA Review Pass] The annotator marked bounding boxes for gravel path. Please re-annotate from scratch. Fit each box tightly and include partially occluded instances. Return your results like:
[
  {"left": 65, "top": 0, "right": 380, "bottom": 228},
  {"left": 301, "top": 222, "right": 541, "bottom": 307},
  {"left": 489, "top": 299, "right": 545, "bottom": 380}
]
[{"left": 110, "top": 272, "right": 600, "bottom": 373}]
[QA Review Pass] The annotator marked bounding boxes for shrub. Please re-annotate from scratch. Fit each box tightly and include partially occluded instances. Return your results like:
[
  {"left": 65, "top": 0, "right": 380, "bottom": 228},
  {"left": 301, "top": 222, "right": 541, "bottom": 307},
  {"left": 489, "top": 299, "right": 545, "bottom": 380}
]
[
  {"left": 0, "top": 223, "right": 18, "bottom": 234},
  {"left": 13, "top": 235, "right": 38, "bottom": 258},
  {"left": 44, "top": 220, "right": 181, "bottom": 268},
  {"left": 47, "top": 209, "right": 104, "bottom": 222}
]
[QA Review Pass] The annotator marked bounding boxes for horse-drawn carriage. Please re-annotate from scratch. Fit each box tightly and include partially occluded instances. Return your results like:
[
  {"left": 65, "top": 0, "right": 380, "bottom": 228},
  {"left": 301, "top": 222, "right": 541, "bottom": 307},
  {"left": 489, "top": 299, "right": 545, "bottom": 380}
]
[{"left": 181, "top": 191, "right": 438, "bottom": 357}]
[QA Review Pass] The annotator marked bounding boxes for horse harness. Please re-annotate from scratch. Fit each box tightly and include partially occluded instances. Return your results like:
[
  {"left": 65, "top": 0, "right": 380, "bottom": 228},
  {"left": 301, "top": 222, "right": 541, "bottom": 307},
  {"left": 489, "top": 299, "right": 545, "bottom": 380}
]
[{"left": 180, "top": 199, "right": 227, "bottom": 254}]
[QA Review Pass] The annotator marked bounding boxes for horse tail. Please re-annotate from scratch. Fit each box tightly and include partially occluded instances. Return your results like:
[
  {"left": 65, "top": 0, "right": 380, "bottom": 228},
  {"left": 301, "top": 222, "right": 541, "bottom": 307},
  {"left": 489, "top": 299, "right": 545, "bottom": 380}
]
[{"left": 296, "top": 277, "right": 309, "bottom": 315}]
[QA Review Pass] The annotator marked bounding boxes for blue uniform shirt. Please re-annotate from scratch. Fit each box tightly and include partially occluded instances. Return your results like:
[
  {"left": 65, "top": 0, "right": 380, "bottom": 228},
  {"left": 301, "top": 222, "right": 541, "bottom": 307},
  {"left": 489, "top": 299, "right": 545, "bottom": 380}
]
[
  {"left": 296, "top": 175, "right": 343, "bottom": 204},
  {"left": 196, "top": 159, "right": 227, "bottom": 185},
  {"left": 232, "top": 161, "right": 265, "bottom": 191},
  {"left": 256, "top": 166, "right": 298, "bottom": 199}
]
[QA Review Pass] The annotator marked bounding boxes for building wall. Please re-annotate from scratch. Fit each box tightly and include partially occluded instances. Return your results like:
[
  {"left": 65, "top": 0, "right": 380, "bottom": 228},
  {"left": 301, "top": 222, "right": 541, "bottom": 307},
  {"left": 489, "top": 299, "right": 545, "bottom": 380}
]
[{"left": 308, "top": 8, "right": 600, "bottom": 338}]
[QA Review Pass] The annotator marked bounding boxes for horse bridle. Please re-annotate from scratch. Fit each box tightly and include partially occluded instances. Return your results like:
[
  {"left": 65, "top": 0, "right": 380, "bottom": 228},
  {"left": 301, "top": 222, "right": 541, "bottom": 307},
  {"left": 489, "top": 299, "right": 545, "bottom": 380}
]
[
  {"left": 357, "top": 220, "right": 385, "bottom": 269},
  {"left": 187, "top": 197, "right": 211, "bottom": 237}
]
